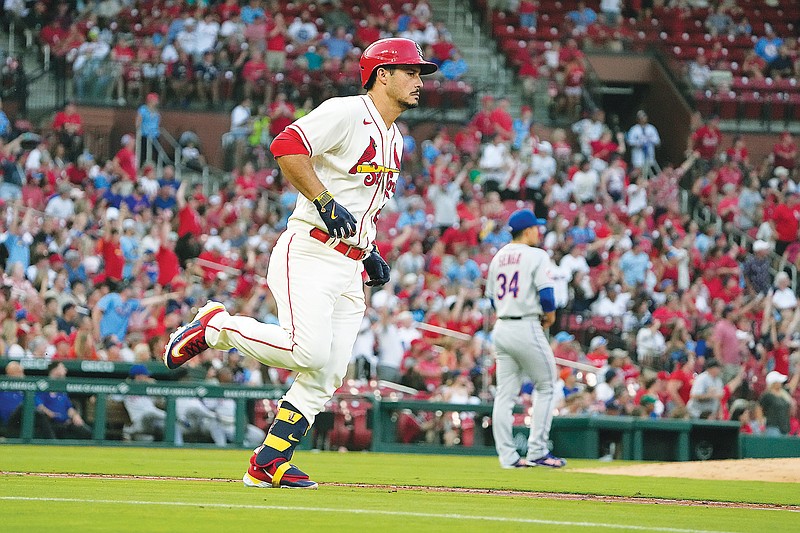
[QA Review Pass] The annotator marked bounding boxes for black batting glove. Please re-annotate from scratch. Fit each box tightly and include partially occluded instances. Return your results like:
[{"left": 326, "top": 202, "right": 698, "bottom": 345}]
[
  {"left": 363, "top": 247, "right": 391, "bottom": 287},
  {"left": 313, "top": 190, "right": 357, "bottom": 240}
]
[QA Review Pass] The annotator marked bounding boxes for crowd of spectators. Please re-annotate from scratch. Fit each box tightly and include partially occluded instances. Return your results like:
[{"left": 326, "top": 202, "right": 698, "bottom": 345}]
[
  {"left": 1, "top": 0, "right": 799, "bottom": 445},
  {"left": 1, "top": 82, "right": 800, "bottom": 443},
  {"left": 5, "top": 0, "right": 466, "bottom": 109}
]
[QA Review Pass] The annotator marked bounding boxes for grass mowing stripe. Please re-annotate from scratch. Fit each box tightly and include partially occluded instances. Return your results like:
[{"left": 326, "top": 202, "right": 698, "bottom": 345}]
[{"left": 0, "top": 496, "right": 735, "bottom": 533}]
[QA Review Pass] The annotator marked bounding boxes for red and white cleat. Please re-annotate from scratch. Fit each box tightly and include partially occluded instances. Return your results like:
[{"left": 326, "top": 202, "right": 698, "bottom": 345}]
[{"left": 163, "top": 301, "right": 226, "bottom": 370}]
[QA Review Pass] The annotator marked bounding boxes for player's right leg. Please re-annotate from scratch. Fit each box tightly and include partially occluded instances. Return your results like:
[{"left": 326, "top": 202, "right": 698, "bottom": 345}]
[
  {"left": 205, "top": 231, "right": 353, "bottom": 370},
  {"left": 492, "top": 326, "right": 527, "bottom": 468},
  {"left": 243, "top": 400, "right": 318, "bottom": 489},
  {"left": 164, "top": 230, "right": 353, "bottom": 372},
  {"left": 244, "top": 267, "right": 366, "bottom": 489},
  {"left": 516, "top": 320, "right": 565, "bottom": 468}
]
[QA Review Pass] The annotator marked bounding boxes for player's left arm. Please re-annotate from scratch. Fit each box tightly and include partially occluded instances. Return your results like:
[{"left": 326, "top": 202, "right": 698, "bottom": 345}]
[{"left": 533, "top": 251, "right": 556, "bottom": 329}]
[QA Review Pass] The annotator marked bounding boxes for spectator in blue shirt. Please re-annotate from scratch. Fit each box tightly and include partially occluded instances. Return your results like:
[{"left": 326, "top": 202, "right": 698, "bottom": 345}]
[
  {"left": 567, "top": 212, "right": 596, "bottom": 245},
  {"left": 397, "top": 196, "right": 427, "bottom": 230},
  {"left": 512, "top": 106, "right": 533, "bottom": 150},
  {"left": 447, "top": 250, "right": 482, "bottom": 286},
  {"left": 321, "top": 27, "right": 353, "bottom": 61},
  {"left": 167, "top": 14, "right": 188, "bottom": 43},
  {"left": 64, "top": 249, "right": 88, "bottom": 285},
  {"left": 93, "top": 282, "right": 142, "bottom": 342},
  {"left": 482, "top": 221, "right": 512, "bottom": 248},
  {"left": 136, "top": 93, "right": 161, "bottom": 165},
  {"left": 152, "top": 185, "right": 178, "bottom": 212},
  {"left": 619, "top": 240, "right": 650, "bottom": 288},
  {"left": 567, "top": 1, "right": 597, "bottom": 31},
  {"left": 120, "top": 220, "right": 140, "bottom": 279},
  {"left": 568, "top": 225, "right": 596, "bottom": 245},
  {"left": 34, "top": 362, "right": 92, "bottom": 440},
  {"left": 694, "top": 225, "right": 716, "bottom": 257},
  {"left": 440, "top": 51, "right": 468, "bottom": 81},
  {"left": 240, "top": 0, "right": 266, "bottom": 25},
  {"left": 754, "top": 25, "right": 783, "bottom": 63},
  {"left": 0, "top": 362, "right": 55, "bottom": 438},
  {"left": 1, "top": 204, "right": 33, "bottom": 270},
  {"left": 123, "top": 186, "right": 152, "bottom": 214},
  {"left": 0, "top": 98, "right": 10, "bottom": 140},
  {"left": 157, "top": 165, "right": 181, "bottom": 193}
]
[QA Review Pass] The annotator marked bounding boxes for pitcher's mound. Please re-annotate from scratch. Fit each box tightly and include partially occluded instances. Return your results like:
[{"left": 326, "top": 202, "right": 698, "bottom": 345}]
[{"left": 573, "top": 457, "right": 800, "bottom": 483}]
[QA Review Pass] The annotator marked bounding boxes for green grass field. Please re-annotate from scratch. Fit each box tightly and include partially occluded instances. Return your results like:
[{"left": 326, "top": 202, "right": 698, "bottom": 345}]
[{"left": 0, "top": 446, "right": 795, "bottom": 532}]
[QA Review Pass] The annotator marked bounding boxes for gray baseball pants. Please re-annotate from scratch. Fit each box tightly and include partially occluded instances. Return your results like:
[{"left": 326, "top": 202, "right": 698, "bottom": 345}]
[{"left": 491, "top": 317, "right": 558, "bottom": 467}]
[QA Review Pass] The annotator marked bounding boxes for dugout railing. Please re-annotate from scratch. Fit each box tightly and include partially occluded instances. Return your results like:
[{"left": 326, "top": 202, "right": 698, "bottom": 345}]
[
  {"left": 370, "top": 400, "right": 744, "bottom": 461},
  {"left": 0, "top": 376, "right": 285, "bottom": 446},
  {"left": 3, "top": 377, "right": 796, "bottom": 461}
]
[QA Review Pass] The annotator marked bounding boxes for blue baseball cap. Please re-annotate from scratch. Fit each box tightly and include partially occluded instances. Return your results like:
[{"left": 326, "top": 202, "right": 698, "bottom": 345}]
[
  {"left": 554, "top": 331, "right": 575, "bottom": 343},
  {"left": 508, "top": 209, "right": 547, "bottom": 233},
  {"left": 129, "top": 364, "right": 151, "bottom": 378}
]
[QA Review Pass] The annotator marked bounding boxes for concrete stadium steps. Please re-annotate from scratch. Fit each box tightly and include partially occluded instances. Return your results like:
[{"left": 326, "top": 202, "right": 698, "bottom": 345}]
[{"left": 428, "top": 0, "right": 525, "bottom": 114}]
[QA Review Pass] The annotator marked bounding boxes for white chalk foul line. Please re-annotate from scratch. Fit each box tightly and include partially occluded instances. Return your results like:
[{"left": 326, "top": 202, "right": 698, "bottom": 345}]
[{"left": 0, "top": 496, "right": 735, "bottom": 533}]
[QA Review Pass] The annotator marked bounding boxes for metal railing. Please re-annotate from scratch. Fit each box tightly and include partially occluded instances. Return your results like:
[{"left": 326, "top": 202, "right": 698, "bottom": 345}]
[
  {"left": 137, "top": 126, "right": 229, "bottom": 195},
  {"left": 0, "top": 376, "right": 285, "bottom": 446}
]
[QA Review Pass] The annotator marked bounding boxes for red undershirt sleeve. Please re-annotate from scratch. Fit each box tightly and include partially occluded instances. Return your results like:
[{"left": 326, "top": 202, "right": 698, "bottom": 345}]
[{"left": 270, "top": 128, "right": 311, "bottom": 158}]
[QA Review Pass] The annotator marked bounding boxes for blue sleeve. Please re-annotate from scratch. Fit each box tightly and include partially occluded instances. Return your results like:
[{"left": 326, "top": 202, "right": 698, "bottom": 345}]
[
  {"left": 539, "top": 287, "right": 555, "bottom": 313},
  {"left": 97, "top": 294, "right": 113, "bottom": 313}
]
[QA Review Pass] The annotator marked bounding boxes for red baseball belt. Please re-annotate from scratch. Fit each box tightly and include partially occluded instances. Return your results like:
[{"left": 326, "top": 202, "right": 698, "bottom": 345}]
[{"left": 309, "top": 227, "right": 368, "bottom": 261}]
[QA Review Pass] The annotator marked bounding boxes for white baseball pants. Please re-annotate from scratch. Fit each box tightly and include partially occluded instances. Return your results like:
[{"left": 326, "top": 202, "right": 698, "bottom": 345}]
[
  {"left": 491, "top": 318, "right": 558, "bottom": 467},
  {"left": 205, "top": 225, "right": 366, "bottom": 424}
]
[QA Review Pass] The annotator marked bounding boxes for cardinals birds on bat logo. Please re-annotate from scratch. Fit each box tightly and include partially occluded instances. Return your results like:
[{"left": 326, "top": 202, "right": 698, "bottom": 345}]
[{"left": 349, "top": 137, "right": 399, "bottom": 187}]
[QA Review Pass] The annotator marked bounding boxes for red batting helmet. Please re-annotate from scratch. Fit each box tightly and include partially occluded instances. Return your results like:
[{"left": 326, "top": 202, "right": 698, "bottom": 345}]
[{"left": 359, "top": 37, "right": 438, "bottom": 88}]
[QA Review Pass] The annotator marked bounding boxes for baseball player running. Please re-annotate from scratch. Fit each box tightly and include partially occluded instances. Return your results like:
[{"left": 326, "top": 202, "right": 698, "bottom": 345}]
[
  {"left": 485, "top": 209, "right": 566, "bottom": 469},
  {"left": 163, "top": 38, "right": 437, "bottom": 489}
]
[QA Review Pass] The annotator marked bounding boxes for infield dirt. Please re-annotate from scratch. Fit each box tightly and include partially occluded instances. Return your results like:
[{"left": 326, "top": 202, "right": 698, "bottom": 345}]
[{"left": 573, "top": 457, "right": 800, "bottom": 483}]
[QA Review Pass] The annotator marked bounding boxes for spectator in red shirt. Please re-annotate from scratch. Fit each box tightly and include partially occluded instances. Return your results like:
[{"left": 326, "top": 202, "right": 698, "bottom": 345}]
[
  {"left": 725, "top": 135, "right": 749, "bottom": 167},
  {"left": 489, "top": 97, "right": 513, "bottom": 141},
  {"left": 113, "top": 134, "right": 137, "bottom": 182},
  {"left": 234, "top": 162, "right": 260, "bottom": 200},
  {"left": 155, "top": 223, "right": 180, "bottom": 288},
  {"left": 652, "top": 294, "right": 689, "bottom": 335},
  {"left": 355, "top": 15, "right": 382, "bottom": 49},
  {"left": 771, "top": 192, "right": 800, "bottom": 256},
  {"left": 715, "top": 159, "right": 742, "bottom": 189},
  {"left": 176, "top": 181, "right": 203, "bottom": 238},
  {"left": 265, "top": 13, "right": 288, "bottom": 72},
  {"left": 586, "top": 336, "right": 610, "bottom": 368},
  {"left": 667, "top": 353, "right": 695, "bottom": 412},
  {"left": 242, "top": 49, "right": 270, "bottom": 102},
  {"left": 197, "top": 240, "right": 232, "bottom": 284},
  {"left": 52, "top": 101, "right": 84, "bottom": 161},
  {"left": 97, "top": 227, "right": 125, "bottom": 283},
  {"left": 216, "top": 0, "right": 241, "bottom": 21},
  {"left": 716, "top": 183, "right": 739, "bottom": 224},
  {"left": 269, "top": 93, "right": 296, "bottom": 137},
  {"left": 562, "top": 59, "right": 585, "bottom": 119},
  {"left": 773, "top": 131, "right": 797, "bottom": 170},
  {"left": 691, "top": 115, "right": 720, "bottom": 168},
  {"left": 22, "top": 172, "right": 47, "bottom": 211},
  {"left": 468, "top": 95, "right": 495, "bottom": 139},
  {"left": 590, "top": 130, "right": 624, "bottom": 163}
]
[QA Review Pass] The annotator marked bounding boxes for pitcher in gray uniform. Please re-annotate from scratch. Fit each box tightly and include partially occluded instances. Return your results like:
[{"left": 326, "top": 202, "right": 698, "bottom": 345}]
[{"left": 485, "top": 209, "right": 566, "bottom": 469}]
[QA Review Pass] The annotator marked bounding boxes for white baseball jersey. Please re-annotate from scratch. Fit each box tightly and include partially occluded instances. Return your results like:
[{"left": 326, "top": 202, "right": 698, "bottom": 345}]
[
  {"left": 485, "top": 243, "right": 554, "bottom": 317},
  {"left": 284, "top": 94, "right": 402, "bottom": 249}
]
